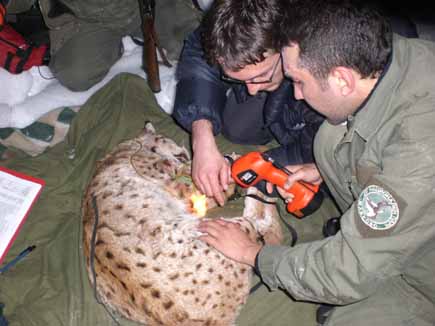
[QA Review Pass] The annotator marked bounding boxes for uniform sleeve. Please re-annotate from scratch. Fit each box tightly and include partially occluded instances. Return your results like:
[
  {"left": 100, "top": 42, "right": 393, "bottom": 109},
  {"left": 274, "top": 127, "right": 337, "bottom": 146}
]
[
  {"left": 256, "top": 105, "right": 435, "bottom": 304},
  {"left": 172, "top": 28, "right": 228, "bottom": 135}
]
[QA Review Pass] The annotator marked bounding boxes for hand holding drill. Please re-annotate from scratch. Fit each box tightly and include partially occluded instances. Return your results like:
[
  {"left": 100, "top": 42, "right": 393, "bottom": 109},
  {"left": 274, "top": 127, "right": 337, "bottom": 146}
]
[{"left": 230, "top": 151, "right": 324, "bottom": 218}]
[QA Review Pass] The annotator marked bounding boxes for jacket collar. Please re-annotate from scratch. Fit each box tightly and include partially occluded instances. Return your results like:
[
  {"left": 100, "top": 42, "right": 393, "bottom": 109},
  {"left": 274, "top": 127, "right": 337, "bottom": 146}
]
[{"left": 348, "top": 34, "right": 406, "bottom": 141}]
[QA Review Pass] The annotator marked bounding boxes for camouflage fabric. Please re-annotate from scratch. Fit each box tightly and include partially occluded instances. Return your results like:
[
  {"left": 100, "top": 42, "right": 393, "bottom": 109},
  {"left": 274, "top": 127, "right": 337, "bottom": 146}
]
[{"left": 0, "top": 106, "right": 80, "bottom": 160}]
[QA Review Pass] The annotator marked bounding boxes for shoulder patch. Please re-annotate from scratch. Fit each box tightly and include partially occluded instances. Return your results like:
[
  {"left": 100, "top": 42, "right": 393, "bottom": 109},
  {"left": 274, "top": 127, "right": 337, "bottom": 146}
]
[{"left": 357, "top": 185, "right": 399, "bottom": 230}]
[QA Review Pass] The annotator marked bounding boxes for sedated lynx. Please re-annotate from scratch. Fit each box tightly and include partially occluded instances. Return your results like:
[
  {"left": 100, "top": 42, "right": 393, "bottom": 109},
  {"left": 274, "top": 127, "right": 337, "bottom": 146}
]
[{"left": 82, "top": 123, "right": 283, "bottom": 325}]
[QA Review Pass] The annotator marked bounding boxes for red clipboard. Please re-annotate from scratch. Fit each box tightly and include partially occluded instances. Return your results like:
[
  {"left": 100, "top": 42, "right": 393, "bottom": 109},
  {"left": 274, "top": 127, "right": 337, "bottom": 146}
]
[{"left": 0, "top": 166, "right": 45, "bottom": 265}]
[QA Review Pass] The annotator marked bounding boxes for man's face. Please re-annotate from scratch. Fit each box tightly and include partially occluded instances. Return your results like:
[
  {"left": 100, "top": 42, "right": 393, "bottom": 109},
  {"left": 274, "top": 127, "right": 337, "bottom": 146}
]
[
  {"left": 281, "top": 45, "right": 348, "bottom": 125},
  {"left": 221, "top": 52, "right": 283, "bottom": 96}
]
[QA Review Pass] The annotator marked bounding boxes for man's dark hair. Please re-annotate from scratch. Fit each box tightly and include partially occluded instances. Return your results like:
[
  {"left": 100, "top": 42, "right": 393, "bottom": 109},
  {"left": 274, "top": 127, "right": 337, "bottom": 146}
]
[
  {"left": 274, "top": 0, "right": 393, "bottom": 79},
  {"left": 201, "top": 0, "right": 290, "bottom": 71}
]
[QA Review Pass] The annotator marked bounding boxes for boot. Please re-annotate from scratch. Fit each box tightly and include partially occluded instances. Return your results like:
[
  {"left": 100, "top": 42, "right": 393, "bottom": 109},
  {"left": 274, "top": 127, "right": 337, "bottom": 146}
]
[
  {"left": 316, "top": 304, "right": 335, "bottom": 325},
  {"left": 322, "top": 217, "right": 341, "bottom": 238}
]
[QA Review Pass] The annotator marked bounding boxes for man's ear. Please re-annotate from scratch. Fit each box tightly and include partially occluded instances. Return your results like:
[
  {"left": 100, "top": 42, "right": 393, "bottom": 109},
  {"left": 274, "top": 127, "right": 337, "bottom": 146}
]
[
  {"left": 328, "top": 66, "right": 355, "bottom": 96},
  {"left": 217, "top": 57, "right": 225, "bottom": 66}
]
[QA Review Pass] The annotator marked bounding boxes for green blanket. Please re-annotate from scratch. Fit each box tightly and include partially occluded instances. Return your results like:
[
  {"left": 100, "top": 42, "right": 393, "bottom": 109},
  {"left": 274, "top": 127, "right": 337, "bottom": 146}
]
[{"left": 0, "top": 73, "right": 336, "bottom": 326}]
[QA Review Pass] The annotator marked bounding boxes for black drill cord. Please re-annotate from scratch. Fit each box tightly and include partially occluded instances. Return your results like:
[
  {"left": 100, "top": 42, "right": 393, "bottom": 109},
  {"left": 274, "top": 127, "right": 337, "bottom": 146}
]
[{"left": 243, "top": 193, "right": 298, "bottom": 247}]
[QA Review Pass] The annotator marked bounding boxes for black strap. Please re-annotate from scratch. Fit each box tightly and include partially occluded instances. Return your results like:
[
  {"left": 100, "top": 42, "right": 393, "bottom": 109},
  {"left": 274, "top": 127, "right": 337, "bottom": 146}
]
[
  {"left": 249, "top": 280, "right": 263, "bottom": 294},
  {"left": 0, "top": 35, "right": 33, "bottom": 73},
  {"left": 15, "top": 46, "right": 32, "bottom": 73},
  {"left": 90, "top": 195, "right": 121, "bottom": 326},
  {"left": 276, "top": 204, "right": 298, "bottom": 247},
  {"left": 131, "top": 36, "right": 144, "bottom": 46},
  {"left": 244, "top": 193, "right": 276, "bottom": 205},
  {"left": 0, "top": 36, "right": 21, "bottom": 50},
  {"left": 4, "top": 51, "right": 12, "bottom": 71}
]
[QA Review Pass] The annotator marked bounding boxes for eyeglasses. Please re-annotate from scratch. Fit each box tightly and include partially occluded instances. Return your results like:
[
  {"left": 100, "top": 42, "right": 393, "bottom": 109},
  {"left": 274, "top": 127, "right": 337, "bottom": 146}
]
[{"left": 221, "top": 56, "right": 281, "bottom": 85}]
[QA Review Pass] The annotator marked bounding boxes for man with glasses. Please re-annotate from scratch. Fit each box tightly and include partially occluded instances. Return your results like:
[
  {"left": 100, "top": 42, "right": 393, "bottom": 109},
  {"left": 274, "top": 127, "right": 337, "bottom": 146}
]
[{"left": 173, "top": 0, "right": 324, "bottom": 206}]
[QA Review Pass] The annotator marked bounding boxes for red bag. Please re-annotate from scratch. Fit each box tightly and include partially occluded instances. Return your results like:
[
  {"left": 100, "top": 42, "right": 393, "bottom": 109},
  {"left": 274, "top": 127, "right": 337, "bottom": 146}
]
[
  {"left": 0, "top": 23, "right": 49, "bottom": 74},
  {"left": 0, "top": 3, "right": 5, "bottom": 29}
]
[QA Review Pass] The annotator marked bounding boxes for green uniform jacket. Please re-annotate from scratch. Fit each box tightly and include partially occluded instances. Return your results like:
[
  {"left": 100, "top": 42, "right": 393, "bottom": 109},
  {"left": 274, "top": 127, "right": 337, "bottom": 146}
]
[{"left": 257, "top": 35, "right": 435, "bottom": 307}]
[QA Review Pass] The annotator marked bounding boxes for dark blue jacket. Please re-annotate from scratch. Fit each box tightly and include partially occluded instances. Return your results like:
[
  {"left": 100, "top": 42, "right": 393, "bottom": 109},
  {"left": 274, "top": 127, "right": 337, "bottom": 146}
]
[{"left": 172, "top": 28, "right": 325, "bottom": 164}]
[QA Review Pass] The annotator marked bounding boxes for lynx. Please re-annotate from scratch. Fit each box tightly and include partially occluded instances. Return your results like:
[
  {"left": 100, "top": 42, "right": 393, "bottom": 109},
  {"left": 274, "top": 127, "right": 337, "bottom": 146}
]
[{"left": 82, "top": 123, "right": 283, "bottom": 325}]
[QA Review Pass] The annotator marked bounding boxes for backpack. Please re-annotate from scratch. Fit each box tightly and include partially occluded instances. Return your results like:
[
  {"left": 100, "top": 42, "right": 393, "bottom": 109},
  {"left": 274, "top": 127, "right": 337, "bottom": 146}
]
[{"left": 0, "top": 23, "right": 49, "bottom": 74}]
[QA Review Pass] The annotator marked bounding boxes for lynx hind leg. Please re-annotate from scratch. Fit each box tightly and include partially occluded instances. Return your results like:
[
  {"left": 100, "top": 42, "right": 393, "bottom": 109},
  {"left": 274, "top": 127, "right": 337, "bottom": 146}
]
[{"left": 243, "top": 187, "right": 283, "bottom": 245}]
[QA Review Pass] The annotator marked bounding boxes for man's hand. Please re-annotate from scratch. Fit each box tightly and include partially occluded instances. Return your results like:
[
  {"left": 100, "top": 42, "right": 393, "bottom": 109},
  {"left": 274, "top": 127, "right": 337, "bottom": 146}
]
[
  {"left": 198, "top": 219, "right": 262, "bottom": 266},
  {"left": 267, "top": 163, "right": 323, "bottom": 202},
  {"left": 192, "top": 120, "right": 231, "bottom": 206}
]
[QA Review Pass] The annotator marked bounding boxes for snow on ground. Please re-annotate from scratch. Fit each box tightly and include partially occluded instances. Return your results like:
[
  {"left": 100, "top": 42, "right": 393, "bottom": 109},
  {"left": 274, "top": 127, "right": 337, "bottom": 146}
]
[{"left": 0, "top": 36, "right": 177, "bottom": 129}]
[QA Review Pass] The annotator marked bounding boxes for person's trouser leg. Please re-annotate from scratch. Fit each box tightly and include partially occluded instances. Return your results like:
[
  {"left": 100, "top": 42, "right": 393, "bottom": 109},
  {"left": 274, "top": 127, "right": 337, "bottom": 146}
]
[
  {"left": 155, "top": 0, "right": 201, "bottom": 60},
  {"left": 48, "top": 24, "right": 123, "bottom": 91},
  {"left": 325, "top": 276, "right": 435, "bottom": 326},
  {"left": 5, "top": 0, "right": 34, "bottom": 14}
]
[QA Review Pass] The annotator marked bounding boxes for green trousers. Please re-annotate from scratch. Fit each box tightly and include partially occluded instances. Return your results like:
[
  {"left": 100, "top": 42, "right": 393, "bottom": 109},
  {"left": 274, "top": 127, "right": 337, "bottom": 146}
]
[
  {"left": 5, "top": 0, "right": 33, "bottom": 13},
  {"left": 7, "top": 0, "right": 200, "bottom": 91}
]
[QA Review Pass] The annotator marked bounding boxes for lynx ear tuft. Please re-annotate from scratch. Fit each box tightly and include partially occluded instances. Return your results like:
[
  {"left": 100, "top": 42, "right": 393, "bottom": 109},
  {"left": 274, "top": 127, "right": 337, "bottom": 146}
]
[{"left": 144, "top": 121, "right": 156, "bottom": 133}]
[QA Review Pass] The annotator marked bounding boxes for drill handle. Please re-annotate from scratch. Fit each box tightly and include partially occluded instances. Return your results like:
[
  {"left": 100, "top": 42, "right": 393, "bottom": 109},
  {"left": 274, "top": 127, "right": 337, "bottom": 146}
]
[
  {"left": 266, "top": 164, "right": 319, "bottom": 193},
  {"left": 267, "top": 166, "right": 321, "bottom": 218}
]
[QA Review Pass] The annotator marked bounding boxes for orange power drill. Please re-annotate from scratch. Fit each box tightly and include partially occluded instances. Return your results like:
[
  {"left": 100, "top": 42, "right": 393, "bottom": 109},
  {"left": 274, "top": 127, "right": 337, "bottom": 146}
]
[{"left": 230, "top": 151, "right": 323, "bottom": 218}]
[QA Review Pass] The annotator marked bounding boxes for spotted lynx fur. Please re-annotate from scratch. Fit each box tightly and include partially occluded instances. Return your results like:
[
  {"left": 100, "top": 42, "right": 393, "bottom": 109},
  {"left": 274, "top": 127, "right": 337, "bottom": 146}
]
[{"left": 82, "top": 123, "right": 283, "bottom": 325}]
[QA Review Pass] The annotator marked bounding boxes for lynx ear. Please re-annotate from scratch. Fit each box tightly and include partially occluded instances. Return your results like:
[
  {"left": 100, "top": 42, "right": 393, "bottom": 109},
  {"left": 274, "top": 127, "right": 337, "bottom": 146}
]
[{"left": 144, "top": 121, "right": 156, "bottom": 133}]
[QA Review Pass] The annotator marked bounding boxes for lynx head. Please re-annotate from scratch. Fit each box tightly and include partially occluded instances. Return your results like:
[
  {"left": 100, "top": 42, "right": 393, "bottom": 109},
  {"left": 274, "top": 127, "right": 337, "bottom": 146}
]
[{"left": 138, "top": 122, "right": 190, "bottom": 164}]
